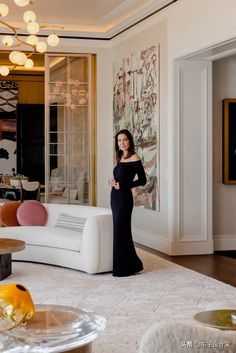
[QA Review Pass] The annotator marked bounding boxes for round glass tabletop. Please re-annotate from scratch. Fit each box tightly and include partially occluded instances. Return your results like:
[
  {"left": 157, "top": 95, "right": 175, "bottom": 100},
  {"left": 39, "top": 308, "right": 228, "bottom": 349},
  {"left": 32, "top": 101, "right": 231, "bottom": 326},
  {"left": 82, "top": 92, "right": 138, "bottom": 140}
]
[
  {"left": 1, "top": 304, "right": 106, "bottom": 353},
  {"left": 194, "top": 309, "right": 236, "bottom": 330}
]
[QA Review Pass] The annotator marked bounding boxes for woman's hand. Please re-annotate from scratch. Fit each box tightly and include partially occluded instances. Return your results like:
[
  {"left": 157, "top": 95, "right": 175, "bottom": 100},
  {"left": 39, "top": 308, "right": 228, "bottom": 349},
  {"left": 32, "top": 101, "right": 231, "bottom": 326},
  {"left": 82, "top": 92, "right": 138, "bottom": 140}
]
[{"left": 109, "top": 178, "right": 120, "bottom": 190}]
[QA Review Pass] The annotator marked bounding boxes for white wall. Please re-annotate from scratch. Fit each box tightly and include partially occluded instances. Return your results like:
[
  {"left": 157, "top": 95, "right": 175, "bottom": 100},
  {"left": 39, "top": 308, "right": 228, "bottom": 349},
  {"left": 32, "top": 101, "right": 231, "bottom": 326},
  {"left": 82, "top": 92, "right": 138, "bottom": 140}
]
[
  {"left": 166, "top": 0, "right": 236, "bottom": 254},
  {"left": 97, "top": 20, "right": 171, "bottom": 253},
  {"left": 95, "top": 0, "right": 236, "bottom": 254},
  {"left": 213, "top": 55, "right": 236, "bottom": 250},
  {"left": 39, "top": 0, "right": 236, "bottom": 254},
  {"left": 103, "top": 0, "right": 236, "bottom": 254},
  {"left": 167, "top": 0, "right": 236, "bottom": 59}
]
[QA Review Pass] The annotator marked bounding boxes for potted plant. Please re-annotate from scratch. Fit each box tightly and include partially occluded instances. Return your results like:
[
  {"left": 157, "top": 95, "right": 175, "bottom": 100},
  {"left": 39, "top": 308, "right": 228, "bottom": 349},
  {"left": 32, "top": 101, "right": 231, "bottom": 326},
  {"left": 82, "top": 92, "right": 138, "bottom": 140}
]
[{"left": 10, "top": 174, "right": 28, "bottom": 188}]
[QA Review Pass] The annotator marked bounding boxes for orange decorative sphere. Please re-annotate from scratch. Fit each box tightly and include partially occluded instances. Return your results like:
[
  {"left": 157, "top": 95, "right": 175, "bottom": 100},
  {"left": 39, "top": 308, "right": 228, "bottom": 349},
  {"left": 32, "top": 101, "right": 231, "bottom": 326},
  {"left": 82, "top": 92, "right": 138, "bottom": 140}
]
[{"left": 0, "top": 283, "right": 35, "bottom": 329}]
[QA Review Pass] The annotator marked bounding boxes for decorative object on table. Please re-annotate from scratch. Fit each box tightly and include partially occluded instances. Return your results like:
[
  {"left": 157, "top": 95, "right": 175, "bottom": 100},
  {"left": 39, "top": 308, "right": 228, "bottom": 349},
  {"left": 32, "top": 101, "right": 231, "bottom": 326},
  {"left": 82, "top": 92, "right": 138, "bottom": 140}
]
[
  {"left": 9, "top": 174, "right": 28, "bottom": 188},
  {"left": 5, "top": 304, "right": 106, "bottom": 353},
  {"left": 194, "top": 309, "right": 236, "bottom": 330},
  {"left": 0, "top": 283, "right": 34, "bottom": 331}
]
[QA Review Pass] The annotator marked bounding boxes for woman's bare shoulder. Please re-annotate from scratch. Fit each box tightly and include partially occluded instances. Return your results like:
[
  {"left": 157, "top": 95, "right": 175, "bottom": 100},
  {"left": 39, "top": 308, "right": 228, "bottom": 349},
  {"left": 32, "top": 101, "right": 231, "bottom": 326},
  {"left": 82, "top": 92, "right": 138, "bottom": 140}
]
[{"left": 130, "top": 153, "right": 141, "bottom": 161}]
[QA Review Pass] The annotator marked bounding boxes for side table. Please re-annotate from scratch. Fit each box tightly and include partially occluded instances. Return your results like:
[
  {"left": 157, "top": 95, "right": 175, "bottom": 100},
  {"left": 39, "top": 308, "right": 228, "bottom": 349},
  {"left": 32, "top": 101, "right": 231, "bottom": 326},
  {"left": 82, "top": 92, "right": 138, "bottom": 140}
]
[
  {"left": 0, "top": 238, "right": 25, "bottom": 280},
  {"left": 194, "top": 309, "right": 236, "bottom": 330}
]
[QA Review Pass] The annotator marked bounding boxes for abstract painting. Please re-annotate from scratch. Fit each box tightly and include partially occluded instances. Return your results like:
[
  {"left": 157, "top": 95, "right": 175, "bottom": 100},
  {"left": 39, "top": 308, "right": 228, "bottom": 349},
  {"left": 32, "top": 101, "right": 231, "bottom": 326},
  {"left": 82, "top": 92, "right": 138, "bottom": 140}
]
[
  {"left": 0, "top": 81, "right": 18, "bottom": 175},
  {"left": 113, "top": 45, "right": 159, "bottom": 210}
]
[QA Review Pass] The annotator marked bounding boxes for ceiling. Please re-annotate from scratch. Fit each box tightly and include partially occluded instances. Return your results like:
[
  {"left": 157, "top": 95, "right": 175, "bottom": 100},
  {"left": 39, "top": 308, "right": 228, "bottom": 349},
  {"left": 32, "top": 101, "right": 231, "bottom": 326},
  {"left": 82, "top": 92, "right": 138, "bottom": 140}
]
[
  {"left": 0, "top": 0, "right": 176, "bottom": 74},
  {"left": 0, "top": 0, "right": 175, "bottom": 38}
]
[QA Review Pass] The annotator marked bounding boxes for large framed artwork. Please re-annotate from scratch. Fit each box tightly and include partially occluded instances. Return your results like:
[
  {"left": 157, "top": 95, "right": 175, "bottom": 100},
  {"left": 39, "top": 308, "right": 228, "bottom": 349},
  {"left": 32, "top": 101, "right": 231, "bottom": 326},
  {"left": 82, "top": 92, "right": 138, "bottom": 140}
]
[
  {"left": 0, "top": 81, "right": 18, "bottom": 175},
  {"left": 113, "top": 45, "right": 159, "bottom": 211},
  {"left": 222, "top": 98, "right": 236, "bottom": 184}
]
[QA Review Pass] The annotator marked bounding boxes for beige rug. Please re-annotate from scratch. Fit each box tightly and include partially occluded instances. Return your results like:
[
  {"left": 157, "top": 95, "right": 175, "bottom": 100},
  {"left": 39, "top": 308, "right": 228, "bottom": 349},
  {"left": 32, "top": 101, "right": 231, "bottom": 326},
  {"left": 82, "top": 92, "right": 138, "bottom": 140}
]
[{"left": 2, "top": 249, "right": 236, "bottom": 353}]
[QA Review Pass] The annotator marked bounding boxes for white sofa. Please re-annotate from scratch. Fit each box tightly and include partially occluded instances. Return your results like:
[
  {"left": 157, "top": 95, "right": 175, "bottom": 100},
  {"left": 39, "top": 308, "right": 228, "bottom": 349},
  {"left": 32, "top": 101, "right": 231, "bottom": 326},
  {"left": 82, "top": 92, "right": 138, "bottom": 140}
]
[{"left": 0, "top": 203, "right": 113, "bottom": 274}]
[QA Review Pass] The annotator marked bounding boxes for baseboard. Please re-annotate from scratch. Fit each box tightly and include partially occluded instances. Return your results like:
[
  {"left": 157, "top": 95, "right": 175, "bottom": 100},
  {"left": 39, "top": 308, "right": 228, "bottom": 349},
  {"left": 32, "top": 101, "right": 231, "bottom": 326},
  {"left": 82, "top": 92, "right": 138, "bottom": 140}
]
[
  {"left": 171, "top": 239, "right": 214, "bottom": 255},
  {"left": 214, "top": 235, "right": 236, "bottom": 251},
  {"left": 133, "top": 227, "right": 172, "bottom": 255}
]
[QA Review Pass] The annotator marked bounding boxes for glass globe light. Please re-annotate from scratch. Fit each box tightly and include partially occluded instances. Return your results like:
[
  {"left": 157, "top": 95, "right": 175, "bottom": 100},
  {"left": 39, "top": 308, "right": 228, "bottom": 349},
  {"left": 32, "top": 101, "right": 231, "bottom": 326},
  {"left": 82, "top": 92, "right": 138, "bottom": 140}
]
[
  {"left": 2, "top": 35, "right": 14, "bottom": 47},
  {"left": 14, "top": 0, "right": 30, "bottom": 7},
  {"left": 0, "top": 66, "right": 9, "bottom": 76},
  {"left": 23, "top": 10, "right": 36, "bottom": 23},
  {"left": 27, "top": 21, "right": 39, "bottom": 34},
  {"left": 47, "top": 34, "right": 60, "bottom": 47},
  {"left": 24, "top": 58, "right": 34, "bottom": 69},
  {"left": 26, "top": 34, "right": 39, "bottom": 46},
  {"left": 0, "top": 3, "right": 9, "bottom": 17},
  {"left": 15, "top": 52, "right": 27, "bottom": 65},
  {"left": 9, "top": 51, "right": 20, "bottom": 64},
  {"left": 36, "top": 41, "right": 47, "bottom": 53}
]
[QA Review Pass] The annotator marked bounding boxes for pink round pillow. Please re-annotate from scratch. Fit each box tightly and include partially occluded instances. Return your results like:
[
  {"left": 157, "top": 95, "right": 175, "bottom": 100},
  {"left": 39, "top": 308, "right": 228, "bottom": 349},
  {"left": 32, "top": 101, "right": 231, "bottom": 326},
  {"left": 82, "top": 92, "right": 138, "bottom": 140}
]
[{"left": 17, "top": 200, "right": 47, "bottom": 226}]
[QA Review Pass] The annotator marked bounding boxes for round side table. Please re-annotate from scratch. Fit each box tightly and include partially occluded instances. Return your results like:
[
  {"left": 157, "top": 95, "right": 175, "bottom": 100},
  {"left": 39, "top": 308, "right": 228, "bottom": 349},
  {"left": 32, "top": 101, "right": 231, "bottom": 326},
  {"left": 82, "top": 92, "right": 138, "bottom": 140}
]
[{"left": 0, "top": 238, "right": 25, "bottom": 280}]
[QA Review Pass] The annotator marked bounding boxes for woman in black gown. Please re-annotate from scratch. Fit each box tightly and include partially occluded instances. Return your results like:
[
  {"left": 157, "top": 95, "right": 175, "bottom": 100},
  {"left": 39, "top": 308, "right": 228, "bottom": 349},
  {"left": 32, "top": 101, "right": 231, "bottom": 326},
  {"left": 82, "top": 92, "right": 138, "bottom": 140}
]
[{"left": 110, "top": 129, "right": 146, "bottom": 277}]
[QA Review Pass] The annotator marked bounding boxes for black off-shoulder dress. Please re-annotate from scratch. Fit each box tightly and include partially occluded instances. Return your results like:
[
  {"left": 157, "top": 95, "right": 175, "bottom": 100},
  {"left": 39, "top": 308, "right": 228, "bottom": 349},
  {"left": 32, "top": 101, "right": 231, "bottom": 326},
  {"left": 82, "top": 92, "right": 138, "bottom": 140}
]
[{"left": 111, "top": 160, "right": 147, "bottom": 277}]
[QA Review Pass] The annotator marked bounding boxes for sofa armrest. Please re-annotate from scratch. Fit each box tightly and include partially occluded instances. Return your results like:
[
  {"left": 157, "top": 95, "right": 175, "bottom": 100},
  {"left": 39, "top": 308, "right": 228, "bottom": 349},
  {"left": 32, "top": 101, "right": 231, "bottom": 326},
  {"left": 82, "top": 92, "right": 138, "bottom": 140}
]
[{"left": 80, "top": 214, "right": 113, "bottom": 274}]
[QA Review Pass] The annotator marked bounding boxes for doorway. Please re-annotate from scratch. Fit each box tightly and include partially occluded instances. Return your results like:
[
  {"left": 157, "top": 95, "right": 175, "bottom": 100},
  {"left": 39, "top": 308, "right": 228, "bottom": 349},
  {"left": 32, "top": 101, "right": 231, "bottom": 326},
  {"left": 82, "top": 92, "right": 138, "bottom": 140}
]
[{"left": 173, "top": 38, "right": 236, "bottom": 255}]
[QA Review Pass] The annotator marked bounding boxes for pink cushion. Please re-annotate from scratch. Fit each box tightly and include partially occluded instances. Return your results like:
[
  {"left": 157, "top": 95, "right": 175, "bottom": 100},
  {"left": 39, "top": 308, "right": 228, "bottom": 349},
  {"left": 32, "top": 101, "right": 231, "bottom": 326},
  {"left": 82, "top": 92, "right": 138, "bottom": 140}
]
[{"left": 17, "top": 201, "right": 47, "bottom": 226}]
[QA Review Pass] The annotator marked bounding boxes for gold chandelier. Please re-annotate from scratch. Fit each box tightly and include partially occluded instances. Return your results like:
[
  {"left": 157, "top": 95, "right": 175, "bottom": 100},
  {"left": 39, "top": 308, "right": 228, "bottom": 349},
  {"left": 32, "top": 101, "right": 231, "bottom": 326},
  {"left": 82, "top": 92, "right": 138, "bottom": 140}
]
[{"left": 0, "top": 0, "right": 60, "bottom": 76}]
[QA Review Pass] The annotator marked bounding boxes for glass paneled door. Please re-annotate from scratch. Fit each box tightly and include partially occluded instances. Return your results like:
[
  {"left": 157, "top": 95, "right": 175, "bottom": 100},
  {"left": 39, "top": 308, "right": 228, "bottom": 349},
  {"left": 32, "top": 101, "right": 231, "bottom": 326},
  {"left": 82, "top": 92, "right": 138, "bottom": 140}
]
[{"left": 45, "top": 54, "right": 96, "bottom": 204}]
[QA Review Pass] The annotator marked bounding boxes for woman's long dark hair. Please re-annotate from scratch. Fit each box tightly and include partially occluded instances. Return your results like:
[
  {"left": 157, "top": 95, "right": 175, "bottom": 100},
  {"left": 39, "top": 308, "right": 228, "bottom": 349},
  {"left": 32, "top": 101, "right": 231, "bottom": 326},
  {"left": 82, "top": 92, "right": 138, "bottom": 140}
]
[{"left": 115, "top": 129, "right": 135, "bottom": 162}]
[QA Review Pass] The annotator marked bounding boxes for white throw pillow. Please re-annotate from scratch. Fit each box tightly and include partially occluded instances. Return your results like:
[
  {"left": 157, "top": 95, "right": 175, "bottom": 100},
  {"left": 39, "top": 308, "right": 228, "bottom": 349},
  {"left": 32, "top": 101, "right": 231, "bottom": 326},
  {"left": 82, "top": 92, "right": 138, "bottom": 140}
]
[{"left": 55, "top": 213, "right": 86, "bottom": 233}]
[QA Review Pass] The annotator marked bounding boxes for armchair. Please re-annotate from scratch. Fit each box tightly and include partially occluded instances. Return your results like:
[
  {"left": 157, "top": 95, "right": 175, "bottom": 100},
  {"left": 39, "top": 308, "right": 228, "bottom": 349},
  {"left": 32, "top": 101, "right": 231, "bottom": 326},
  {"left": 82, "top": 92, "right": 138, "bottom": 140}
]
[{"left": 21, "top": 180, "right": 40, "bottom": 201}]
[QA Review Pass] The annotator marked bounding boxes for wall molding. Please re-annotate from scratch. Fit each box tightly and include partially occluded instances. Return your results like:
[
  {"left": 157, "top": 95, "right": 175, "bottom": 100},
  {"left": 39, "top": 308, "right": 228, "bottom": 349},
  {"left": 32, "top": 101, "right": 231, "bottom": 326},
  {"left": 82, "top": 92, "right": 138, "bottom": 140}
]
[
  {"left": 171, "top": 59, "right": 213, "bottom": 255},
  {"left": 214, "top": 235, "right": 236, "bottom": 251},
  {"left": 133, "top": 227, "right": 172, "bottom": 255}
]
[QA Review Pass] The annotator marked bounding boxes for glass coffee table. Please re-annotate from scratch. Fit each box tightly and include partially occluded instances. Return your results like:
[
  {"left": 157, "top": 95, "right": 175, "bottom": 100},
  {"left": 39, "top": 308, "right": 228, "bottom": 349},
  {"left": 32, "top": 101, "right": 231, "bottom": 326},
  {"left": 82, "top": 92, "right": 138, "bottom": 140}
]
[{"left": 0, "top": 304, "right": 106, "bottom": 352}]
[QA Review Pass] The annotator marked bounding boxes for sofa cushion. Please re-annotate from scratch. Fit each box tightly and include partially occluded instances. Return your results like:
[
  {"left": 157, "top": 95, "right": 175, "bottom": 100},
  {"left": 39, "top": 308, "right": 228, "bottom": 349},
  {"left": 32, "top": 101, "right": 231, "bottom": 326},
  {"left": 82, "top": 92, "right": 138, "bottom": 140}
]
[
  {"left": 17, "top": 201, "right": 47, "bottom": 226},
  {"left": 0, "top": 226, "right": 82, "bottom": 251},
  {"left": 55, "top": 213, "right": 87, "bottom": 233},
  {"left": 0, "top": 201, "right": 21, "bottom": 226}
]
